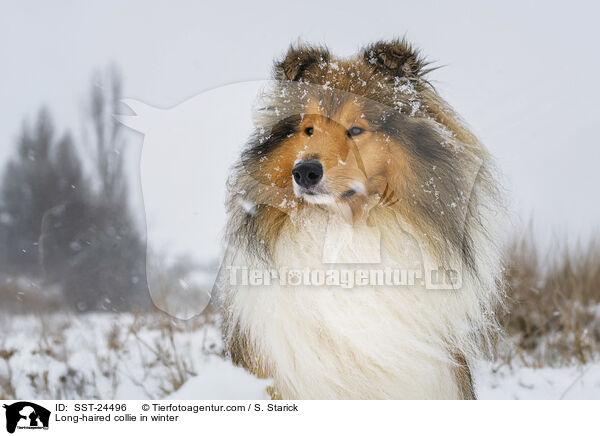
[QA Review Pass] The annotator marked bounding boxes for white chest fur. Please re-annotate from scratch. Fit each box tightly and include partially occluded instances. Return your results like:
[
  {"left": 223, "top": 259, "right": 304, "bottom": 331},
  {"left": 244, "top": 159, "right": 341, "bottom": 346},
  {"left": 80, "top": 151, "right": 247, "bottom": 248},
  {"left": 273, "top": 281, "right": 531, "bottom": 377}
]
[{"left": 225, "top": 208, "right": 491, "bottom": 399}]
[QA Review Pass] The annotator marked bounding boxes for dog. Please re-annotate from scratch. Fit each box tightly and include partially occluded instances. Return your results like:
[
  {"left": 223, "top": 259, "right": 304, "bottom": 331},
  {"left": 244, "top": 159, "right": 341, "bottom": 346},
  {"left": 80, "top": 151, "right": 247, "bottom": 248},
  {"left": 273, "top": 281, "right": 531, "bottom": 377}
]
[{"left": 218, "top": 39, "right": 504, "bottom": 399}]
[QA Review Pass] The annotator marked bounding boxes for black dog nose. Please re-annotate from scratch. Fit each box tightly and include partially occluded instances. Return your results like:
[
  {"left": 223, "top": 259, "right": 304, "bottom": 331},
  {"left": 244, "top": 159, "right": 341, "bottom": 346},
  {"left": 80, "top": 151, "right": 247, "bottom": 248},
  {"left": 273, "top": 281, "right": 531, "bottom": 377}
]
[{"left": 292, "top": 160, "right": 323, "bottom": 189}]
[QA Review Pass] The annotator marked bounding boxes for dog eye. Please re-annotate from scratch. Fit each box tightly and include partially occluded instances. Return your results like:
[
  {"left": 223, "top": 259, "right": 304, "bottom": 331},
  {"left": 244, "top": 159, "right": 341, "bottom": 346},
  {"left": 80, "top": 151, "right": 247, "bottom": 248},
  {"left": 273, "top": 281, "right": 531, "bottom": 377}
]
[
  {"left": 347, "top": 126, "right": 365, "bottom": 137},
  {"left": 304, "top": 127, "right": 314, "bottom": 136}
]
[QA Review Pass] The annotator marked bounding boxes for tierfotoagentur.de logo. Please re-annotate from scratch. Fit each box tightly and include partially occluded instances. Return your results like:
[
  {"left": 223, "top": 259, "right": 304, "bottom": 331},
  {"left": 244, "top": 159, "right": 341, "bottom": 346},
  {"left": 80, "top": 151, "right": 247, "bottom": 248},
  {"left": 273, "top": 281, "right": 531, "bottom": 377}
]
[{"left": 2, "top": 402, "right": 50, "bottom": 433}]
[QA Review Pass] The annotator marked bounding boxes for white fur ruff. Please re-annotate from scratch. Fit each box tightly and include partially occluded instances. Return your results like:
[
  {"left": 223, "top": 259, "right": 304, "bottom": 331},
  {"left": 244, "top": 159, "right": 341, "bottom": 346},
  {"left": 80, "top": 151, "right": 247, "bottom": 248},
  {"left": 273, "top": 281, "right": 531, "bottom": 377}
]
[{"left": 223, "top": 205, "right": 501, "bottom": 399}]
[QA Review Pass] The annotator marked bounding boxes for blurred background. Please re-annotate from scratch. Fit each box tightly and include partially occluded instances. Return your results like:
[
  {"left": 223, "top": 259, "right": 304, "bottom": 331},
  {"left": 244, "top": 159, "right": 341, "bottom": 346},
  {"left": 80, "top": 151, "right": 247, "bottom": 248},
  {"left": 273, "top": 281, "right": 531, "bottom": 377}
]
[{"left": 0, "top": 1, "right": 599, "bottom": 399}]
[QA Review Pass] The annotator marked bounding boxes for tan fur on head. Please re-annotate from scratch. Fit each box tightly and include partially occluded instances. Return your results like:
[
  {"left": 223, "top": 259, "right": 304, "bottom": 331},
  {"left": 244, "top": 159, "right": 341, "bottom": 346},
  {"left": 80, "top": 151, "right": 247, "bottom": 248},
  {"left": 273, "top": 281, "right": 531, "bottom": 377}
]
[{"left": 219, "top": 39, "right": 505, "bottom": 399}]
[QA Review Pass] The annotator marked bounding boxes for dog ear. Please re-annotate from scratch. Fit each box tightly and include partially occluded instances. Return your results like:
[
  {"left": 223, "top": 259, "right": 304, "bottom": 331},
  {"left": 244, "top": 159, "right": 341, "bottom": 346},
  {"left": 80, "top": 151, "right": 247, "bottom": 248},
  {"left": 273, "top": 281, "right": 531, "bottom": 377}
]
[
  {"left": 274, "top": 44, "right": 329, "bottom": 81},
  {"left": 363, "top": 39, "right": 428, "bottom": 79}
]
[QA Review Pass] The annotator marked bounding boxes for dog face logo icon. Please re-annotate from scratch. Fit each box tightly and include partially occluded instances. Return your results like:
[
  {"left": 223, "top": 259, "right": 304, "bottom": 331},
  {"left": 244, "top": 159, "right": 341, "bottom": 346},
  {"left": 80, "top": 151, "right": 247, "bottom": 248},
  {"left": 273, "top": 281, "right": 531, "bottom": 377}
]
[{"left": 2, "top": 402, "right": 50, "bottom": 433}]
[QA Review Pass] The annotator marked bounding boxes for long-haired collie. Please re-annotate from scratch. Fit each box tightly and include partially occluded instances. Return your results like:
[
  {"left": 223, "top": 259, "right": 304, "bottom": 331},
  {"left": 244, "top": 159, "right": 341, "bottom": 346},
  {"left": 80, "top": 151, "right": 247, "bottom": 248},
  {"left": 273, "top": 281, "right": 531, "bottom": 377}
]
[{"left": 218, "top": 39, "right": 504, "bottom": 399}]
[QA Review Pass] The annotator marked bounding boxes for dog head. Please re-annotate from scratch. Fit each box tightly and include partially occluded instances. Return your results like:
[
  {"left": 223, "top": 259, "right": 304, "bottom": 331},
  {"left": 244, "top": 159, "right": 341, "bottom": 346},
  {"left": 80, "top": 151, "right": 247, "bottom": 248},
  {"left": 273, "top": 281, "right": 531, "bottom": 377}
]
[{"left": 230, "top": 40, "right": 495, "bottom": 269}]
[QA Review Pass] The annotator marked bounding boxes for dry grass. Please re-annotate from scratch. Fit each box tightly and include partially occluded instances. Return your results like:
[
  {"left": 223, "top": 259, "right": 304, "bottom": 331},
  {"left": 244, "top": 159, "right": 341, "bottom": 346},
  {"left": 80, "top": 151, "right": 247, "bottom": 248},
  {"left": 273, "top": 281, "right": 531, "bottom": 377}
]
[
  {"left": 125, "top": 309, "right": 220, "bottom": 397},
  {"left": 499, "top": 235, "right": 600, "bottom": 367},
  {"left": 0, "top": 308, "right": 222, "bottom": 400},
  {"left": 0, "top": 348, "right": 17, "bottom": 400},
  {"left": 0, "top": 276, "right": 63, "bottom": 314}
]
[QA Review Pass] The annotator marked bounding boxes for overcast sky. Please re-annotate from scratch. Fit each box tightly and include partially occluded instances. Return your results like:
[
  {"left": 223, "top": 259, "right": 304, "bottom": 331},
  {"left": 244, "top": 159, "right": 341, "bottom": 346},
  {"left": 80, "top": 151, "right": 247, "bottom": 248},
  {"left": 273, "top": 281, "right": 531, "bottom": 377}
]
[{"left": 2, "top": 0, "right": 599, "bottom": 250}]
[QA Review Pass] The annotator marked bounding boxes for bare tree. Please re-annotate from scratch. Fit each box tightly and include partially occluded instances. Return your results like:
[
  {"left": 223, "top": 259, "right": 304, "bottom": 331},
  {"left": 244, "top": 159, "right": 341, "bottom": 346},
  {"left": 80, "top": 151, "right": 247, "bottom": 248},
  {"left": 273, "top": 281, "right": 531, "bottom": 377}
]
[
  {"left": 0, "top": 68, "right": 151, "bottom": 312},
  {"left": 56, "top": 67, "right": 149, "bottom": 311}
]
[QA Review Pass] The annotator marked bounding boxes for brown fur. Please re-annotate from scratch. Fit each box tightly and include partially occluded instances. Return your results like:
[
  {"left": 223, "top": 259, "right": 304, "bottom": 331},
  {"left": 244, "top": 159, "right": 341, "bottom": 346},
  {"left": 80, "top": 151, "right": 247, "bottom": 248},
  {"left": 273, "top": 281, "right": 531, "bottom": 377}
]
[{"left": 453, "top": 353, "right": 476, "bottom": 400}]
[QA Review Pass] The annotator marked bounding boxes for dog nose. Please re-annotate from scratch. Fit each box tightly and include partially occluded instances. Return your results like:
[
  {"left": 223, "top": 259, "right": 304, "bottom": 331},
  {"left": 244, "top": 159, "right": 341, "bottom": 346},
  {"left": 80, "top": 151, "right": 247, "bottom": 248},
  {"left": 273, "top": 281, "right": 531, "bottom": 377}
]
[{"left": 292, "top": 160, "right": 323, "bottom": 188}]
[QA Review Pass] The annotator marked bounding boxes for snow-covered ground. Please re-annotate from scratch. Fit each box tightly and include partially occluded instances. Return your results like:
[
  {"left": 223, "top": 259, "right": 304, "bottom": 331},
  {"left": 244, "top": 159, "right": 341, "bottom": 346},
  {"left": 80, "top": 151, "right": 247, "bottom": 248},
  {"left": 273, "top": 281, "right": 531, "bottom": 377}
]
[
  {"left": 173, "top": 359, "right": 600, "bottom": 400},
  {"left": 475, "top": 361, "right": 600, "bottom": 400},
  {"left": 1, "top": 312, "right": 598, "bottom": 400},
  {"left": 0, "top": 312, "right": 224, "bottom": 399},
  {"left": 171, "top": 358, "right": 600, "bottom": 400},
  {"left": 167, "top": 356, "right": 270, "bottom": 400}
]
